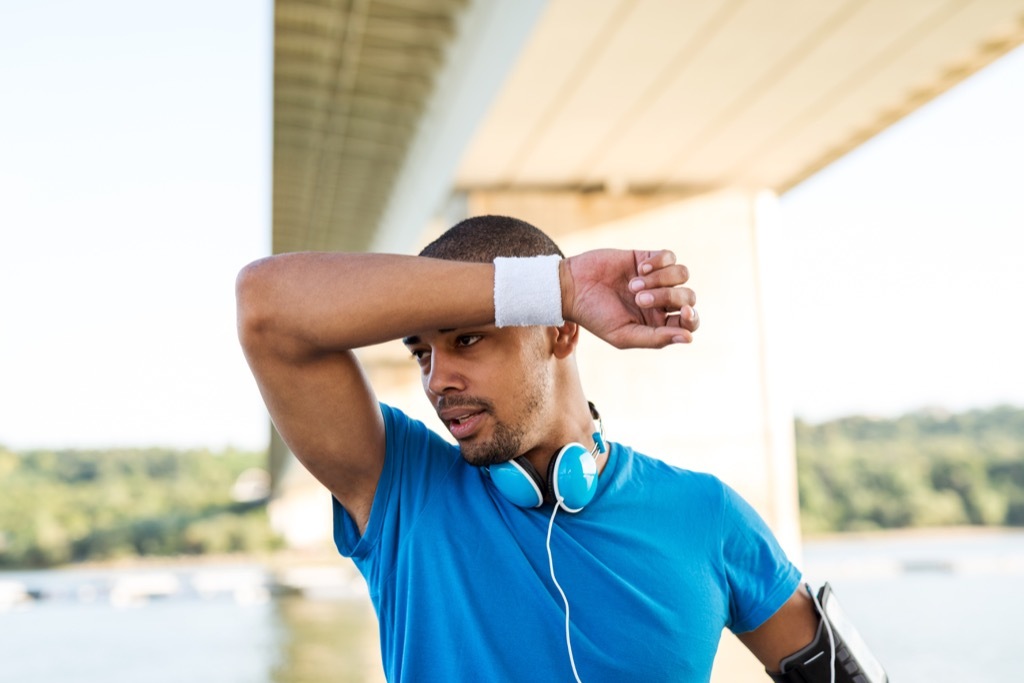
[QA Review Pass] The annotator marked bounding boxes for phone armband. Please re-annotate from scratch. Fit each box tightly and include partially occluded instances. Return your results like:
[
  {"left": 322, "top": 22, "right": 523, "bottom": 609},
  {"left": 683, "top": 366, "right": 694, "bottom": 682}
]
[{"left": 768, "top": 583, "right": 888, "bottom": 683}]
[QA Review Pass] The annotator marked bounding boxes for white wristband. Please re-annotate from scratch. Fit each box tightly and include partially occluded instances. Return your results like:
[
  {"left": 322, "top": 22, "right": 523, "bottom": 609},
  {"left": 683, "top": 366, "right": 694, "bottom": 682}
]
[{"left": 493, "top": 255, "right": 565, "bottom": 327}]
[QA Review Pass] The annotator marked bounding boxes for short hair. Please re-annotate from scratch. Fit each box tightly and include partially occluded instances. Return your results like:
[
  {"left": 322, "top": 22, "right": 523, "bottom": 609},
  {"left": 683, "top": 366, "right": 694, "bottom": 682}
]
[{"left": 419, "top": 215, "right": 564, "bottom": 263}]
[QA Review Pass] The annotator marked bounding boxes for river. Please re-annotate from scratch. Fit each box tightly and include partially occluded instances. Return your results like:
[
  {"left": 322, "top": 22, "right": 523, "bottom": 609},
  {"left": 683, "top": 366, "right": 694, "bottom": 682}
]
[{"left": 2, "top": 529, "right": 1022, "bottom": 682}]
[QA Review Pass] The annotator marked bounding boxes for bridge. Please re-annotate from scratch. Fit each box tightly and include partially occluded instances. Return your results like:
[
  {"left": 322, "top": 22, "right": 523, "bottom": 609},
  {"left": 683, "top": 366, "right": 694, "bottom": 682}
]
[{"left": 265, "top": 0, "right": 1024, "bottom": 678}]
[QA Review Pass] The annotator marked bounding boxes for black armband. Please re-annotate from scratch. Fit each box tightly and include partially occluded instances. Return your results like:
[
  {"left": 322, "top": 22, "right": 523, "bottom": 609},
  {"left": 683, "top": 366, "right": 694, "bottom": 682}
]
[{"left": 768, "top": 583, "right": 888, "bottom": 683}]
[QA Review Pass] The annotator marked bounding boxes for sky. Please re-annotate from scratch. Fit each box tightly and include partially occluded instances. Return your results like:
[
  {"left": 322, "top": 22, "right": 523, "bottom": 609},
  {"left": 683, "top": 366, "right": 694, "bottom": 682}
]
[
  {"left": 1, "top": 2, "right": 1022, "bottom": 450},
  {"left": 0, "top": 1, "right": 272, "bottom": 450},
  {"left": 780, "top": 43, "right": 1024, "bottom": 422}
]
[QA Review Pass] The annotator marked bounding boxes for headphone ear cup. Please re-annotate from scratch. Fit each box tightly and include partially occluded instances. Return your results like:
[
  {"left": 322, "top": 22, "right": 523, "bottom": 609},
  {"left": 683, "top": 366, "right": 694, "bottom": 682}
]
[
  {"left": 487, "top": 457, "right": 545, "bottom": 508},
  {"left": 548, "top": 443, "right": 598, "bottom": 513}
]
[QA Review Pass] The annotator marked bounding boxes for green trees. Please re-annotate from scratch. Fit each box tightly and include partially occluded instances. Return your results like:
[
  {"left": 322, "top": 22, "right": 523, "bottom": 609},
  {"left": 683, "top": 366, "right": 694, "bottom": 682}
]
[
  {"left": 3, "top": 405, "right": 1021, "bottom": 567},
  {"left": 0, "top": 447, "right": 281, "bottom": 568},
  {"left": 796, "top": 405, "right": 1024, "bottom": 533}
]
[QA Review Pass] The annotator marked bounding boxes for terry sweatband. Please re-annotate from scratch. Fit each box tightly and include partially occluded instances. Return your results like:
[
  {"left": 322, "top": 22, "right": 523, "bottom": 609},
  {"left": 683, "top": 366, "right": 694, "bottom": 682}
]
[{"left": 493, "top": 255, "right": 565, "bottom": 327}]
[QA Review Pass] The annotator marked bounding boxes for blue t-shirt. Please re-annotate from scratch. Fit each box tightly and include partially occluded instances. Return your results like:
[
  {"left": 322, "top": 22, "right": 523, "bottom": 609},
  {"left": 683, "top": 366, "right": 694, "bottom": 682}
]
[{"left": 334, "top": 404, "right": 801, "bottom": 682}]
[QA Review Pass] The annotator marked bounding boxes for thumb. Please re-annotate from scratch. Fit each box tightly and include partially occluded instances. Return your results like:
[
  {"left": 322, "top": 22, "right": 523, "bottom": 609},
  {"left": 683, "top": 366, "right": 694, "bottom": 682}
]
[{"left": 609, "top": 323, "right": 693, "bottom": 350}]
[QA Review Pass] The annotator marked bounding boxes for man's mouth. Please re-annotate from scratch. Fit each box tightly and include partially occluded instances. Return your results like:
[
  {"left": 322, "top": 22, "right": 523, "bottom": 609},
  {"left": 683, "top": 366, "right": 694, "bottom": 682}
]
[{"left": 443, "top": 409, "right": 486, "bottom": 439}]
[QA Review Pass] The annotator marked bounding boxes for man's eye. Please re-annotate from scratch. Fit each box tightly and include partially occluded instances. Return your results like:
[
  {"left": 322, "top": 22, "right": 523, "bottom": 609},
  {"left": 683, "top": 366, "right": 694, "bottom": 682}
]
[
  {"left": 410, "top": 349, "right": 429, "bottom": 361},
  {"left": 456, "top": 335, "right": 481, "bottom": 347}
]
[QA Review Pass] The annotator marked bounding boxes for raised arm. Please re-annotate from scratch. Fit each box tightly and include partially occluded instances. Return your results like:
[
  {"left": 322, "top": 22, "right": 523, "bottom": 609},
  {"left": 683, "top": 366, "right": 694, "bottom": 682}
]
[
  {"left": 235, "top": 253, "right": 499, "bottom": 533},
  {"left": 235, "top": 249, "right": 697, "bottom": 533}
]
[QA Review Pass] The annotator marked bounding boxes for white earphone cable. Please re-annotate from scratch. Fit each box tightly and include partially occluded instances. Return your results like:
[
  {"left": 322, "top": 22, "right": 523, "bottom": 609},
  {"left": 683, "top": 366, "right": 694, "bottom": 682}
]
[{"left": 547, "top": 502, "right": 583, "bottom": 683}]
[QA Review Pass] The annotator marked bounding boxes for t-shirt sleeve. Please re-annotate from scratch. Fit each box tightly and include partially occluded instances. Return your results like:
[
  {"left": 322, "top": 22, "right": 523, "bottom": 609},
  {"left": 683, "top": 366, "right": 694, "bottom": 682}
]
[
  {"left": 332, "top": 403, "right": 458, "bottom": 590},
  {"left": 718, "top": 480, "right": 802, "bottom": 634}
]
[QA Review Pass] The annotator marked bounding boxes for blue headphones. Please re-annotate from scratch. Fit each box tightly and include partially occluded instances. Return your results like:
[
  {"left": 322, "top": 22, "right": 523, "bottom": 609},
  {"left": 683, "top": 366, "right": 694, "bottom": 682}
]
[{"left": 485, "top": 403, "right": 606, "bottom": 513}]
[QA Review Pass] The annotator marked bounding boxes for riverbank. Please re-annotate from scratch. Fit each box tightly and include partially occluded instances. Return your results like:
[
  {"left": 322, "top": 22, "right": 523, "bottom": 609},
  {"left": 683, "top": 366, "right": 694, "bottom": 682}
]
[{"left": 11, "top": 523, "right": 1022, "bottom": 574}]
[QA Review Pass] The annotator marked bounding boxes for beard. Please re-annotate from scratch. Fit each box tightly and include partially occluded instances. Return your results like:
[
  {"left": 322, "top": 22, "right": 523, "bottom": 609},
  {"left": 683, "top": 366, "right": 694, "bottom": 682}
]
[
  {"left": 439, "top": 372, "right": 549, "bottom": 468},
  {"left": 460, "top": 419, "right": 526, "bottom": 467}
]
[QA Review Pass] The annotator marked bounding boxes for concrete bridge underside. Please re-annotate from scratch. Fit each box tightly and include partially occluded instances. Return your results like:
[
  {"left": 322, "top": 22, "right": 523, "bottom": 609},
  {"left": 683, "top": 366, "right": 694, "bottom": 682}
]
[{"left": 268, "top": 1, "right": 1024, "bottom": 679}]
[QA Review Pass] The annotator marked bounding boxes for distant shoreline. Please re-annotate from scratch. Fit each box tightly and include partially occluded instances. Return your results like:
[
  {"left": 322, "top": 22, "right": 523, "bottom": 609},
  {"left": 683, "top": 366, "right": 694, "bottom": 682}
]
[
  {"left": 802, "top": 524, "right": 1024, "bottom": 543},
  {"left": 13, "top": 526, "right": 1024, "bottom": 573}
]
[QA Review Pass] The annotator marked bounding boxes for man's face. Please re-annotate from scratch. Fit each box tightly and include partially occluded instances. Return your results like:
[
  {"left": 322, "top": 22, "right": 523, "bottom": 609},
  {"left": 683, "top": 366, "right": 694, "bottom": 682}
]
[{"left": 402, "top": 325, "right": 552, "bottom": 466}]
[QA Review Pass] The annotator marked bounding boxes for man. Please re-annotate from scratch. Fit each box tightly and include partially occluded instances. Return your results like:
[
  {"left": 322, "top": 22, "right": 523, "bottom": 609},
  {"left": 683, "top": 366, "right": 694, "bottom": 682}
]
[{"left": 236, "top": 215, "right": 819, "bottom": 682}]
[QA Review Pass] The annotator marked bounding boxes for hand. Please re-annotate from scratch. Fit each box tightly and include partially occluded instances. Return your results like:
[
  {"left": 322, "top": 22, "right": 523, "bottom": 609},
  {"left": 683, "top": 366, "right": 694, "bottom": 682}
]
[{"left": 562, "top": 249, "right": 698, "bottom": 349}]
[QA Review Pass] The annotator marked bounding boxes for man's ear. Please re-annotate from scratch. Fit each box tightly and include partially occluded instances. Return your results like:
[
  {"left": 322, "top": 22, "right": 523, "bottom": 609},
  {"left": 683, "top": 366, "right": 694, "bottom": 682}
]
[{"left": 550, "top": 322, "right": 579, "bottom": 359}]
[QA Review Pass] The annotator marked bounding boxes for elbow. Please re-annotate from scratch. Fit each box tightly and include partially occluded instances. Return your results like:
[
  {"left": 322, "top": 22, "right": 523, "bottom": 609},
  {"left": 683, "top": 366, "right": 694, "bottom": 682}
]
[{"left": 235, "top": 258, "right": 275, "bottom": 352}]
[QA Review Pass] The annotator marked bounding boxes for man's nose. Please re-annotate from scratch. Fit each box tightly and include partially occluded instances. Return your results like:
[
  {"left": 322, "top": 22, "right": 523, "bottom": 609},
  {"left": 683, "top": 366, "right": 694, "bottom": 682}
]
[{"left": 426, "top": 351, "right": 466, "bottom": 396}]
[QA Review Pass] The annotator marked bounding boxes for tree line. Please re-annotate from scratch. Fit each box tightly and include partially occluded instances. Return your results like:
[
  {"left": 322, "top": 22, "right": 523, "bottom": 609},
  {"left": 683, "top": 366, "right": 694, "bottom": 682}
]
[
  {"left": 0, "top": 446, "right": 281, "bottom": 569},
  {"left": 796, "top": 404, "right": 1024, "bottom": 533},
  {"left": 2, "top": 404, "right": 1022, "bottom": 568}
]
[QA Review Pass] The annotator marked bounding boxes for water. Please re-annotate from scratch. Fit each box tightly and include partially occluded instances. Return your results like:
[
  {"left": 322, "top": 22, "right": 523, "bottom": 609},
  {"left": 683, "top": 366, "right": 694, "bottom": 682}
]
[
  {"left": 0, "top": 563, "right": 384, "bottom": 683},
  {"left": 800, "top": 530, "right": 1024, "bottom": 682},
  {"left": 2, "top": 530, "right": 1023, "bottom": 682}
]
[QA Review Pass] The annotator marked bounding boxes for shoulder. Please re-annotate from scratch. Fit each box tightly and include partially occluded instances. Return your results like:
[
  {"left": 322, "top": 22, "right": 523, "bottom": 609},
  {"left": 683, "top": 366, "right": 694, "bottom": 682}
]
[
  {"left": 614, "top": 443, "right": 727, "bottom": 494},
  {"left": 610, "top": 446, "right": 780, "bottom": 545},
  {"left": 608, "top": 444, "right": 732, "bottom": 517}
]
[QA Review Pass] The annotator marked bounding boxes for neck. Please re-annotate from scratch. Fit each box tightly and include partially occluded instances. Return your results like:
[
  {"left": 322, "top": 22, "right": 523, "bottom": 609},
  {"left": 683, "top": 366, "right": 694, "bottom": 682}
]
[{"left": 519, "top": 396, "right": 607, "bottom": 486}]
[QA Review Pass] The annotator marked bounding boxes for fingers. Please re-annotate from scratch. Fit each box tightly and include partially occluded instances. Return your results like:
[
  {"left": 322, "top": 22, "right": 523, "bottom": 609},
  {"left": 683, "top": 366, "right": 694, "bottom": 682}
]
[
  {"left": 684, "top": 306, "right": 699, "bottom": 333},
  {"left": 636, "top": 252, "right": 689, "bottom": 292},
  {"left": 656, "top": 308, "right": 699, "bottom": 337},
  {"left": 634, "top": 285, "right": 696, "bottom": 311},
  {"left": 633, "top": 289, "right": 699, "bottom": 338},
  {"left": 636, "top": 250, "right": 681, "bottom": 277},
  {"left": 629, "top": 264, "right": 690, "bottom": 293},
  {"left": 630, "top": 253, "right": 698, "bottom": 336}
]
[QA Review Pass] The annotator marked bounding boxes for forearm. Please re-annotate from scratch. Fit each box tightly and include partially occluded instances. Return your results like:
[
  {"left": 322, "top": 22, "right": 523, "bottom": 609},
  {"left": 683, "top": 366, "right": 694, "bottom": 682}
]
[{"left": 236, "top": 252, "right": 497, "bottom": 356}]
